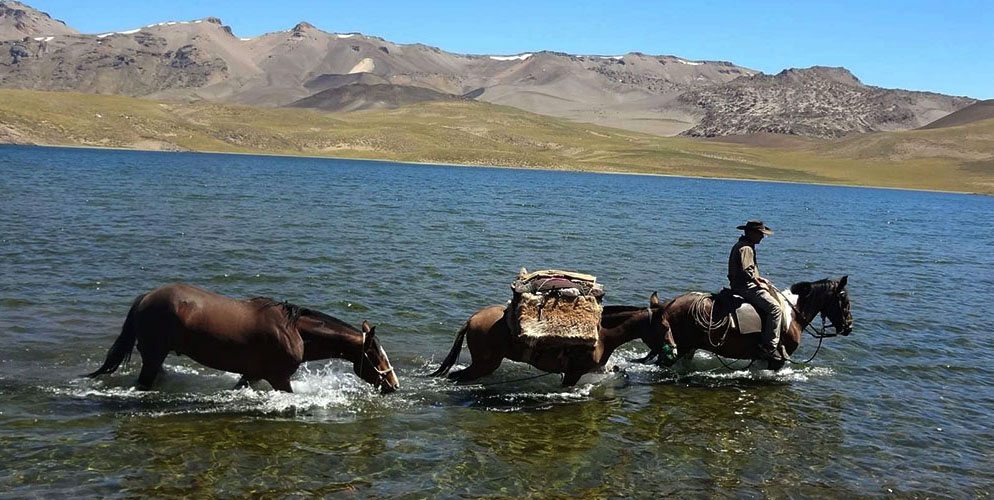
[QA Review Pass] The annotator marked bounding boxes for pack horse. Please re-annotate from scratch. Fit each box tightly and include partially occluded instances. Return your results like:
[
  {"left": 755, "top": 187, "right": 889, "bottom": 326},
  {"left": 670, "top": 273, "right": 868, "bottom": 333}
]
[{"left": 431, "top": 269, "right": 672, "bottom": 386}]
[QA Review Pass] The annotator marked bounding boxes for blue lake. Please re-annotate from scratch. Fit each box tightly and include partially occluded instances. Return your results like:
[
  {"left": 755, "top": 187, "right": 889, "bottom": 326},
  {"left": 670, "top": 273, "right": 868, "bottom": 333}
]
[{"left": 1, "top": 144, "right": 993, "bottom": 497}]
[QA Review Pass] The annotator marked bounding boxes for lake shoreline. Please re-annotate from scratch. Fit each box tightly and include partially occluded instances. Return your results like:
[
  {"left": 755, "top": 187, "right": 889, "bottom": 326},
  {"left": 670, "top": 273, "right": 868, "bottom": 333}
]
[{"left": 5, "top": 142, "right": 984, "bottom": 197}]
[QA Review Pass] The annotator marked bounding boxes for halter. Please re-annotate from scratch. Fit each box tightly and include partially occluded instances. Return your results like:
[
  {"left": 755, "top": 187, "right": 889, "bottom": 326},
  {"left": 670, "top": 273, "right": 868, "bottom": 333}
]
[{"left": 359, "top": 331, "right": 395, "bottom": 385}]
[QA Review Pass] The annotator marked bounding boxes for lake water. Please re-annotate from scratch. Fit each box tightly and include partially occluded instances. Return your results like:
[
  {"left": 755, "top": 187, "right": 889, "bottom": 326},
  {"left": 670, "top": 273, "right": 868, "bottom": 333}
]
[{"left": 1, "top": 145, "right": 993, "bottom": 498}]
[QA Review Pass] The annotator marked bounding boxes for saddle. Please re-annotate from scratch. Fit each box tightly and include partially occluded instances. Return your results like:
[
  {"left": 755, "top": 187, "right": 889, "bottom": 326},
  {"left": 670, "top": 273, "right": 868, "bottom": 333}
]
[{"left": 711, "top": 288, "right": 790, "bottom": 335}]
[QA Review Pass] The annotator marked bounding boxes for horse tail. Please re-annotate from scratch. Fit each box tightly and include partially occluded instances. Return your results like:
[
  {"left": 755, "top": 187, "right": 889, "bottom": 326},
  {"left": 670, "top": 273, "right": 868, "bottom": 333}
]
[
  {"left": 85, "top": 293, "right": 146, "bottom": 378},
  {"left": 429, "top": 320, "right": 469, "bottom": 377}
]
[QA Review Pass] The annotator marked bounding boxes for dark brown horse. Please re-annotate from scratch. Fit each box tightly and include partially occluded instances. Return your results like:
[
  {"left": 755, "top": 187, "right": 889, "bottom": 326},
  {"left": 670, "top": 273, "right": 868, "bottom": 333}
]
[
  {"left": 650, "top": 276, "right": 853, "bottom": 370},
  {"left": 86, "top": 283, "right": 400, "bottom": 393},
  {"left": 430, "top": 294, "right": 670, "bottom": 386}
]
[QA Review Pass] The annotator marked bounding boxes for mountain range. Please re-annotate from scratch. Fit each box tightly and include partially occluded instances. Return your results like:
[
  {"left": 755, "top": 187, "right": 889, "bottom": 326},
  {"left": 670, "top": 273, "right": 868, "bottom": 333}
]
[{"left": 0, "top": 1, "right": 980, "bottom": 138}]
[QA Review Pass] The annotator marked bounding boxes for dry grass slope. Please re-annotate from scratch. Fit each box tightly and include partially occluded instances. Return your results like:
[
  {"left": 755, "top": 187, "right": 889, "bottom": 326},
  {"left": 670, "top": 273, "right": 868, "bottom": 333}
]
[{"left": 1, "top": 89, "right": 992, "bottom": 194}]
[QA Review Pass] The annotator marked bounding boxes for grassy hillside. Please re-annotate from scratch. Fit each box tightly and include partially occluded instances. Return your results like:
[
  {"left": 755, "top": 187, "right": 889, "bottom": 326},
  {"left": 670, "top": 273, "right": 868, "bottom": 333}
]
[{"left": 1, "top": 89, "right": 992, "bottom": 194}]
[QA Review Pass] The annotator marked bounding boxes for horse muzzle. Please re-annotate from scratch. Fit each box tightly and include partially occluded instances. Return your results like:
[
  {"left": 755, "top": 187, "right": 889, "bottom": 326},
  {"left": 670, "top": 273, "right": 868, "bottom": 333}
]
[
  {"left": 378, "top": 371, "right": 400, "bottom": 394},
  {"left": 657, "top": 344, "right": 679, "bottom": 367}
]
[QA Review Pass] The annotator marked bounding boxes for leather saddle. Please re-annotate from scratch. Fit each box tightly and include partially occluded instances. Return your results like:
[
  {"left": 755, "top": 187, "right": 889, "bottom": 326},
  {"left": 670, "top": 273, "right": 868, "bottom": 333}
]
[{"left": 714, "top": 288, "right": 766, "bottom": 335}]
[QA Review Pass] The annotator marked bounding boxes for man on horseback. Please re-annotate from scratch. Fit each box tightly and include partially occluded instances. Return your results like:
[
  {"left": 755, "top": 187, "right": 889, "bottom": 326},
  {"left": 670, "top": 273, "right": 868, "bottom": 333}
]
[{"left": 728, "top": 220, "right": 783, "bottom": 362}]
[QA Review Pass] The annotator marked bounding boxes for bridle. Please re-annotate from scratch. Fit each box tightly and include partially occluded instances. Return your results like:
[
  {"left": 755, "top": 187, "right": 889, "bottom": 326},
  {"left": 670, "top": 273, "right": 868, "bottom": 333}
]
[
  {"left": 770, "top": 283, "right": 849, "bottom": 340},
  {"left": 647, "top": 305, "right": 678, "bottom": 362}
]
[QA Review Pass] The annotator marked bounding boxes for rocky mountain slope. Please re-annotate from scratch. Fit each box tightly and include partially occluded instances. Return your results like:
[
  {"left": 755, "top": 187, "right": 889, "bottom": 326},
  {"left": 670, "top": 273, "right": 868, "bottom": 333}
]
[{"left": 0, "top": 2, "right": 977, "bottom": 138}]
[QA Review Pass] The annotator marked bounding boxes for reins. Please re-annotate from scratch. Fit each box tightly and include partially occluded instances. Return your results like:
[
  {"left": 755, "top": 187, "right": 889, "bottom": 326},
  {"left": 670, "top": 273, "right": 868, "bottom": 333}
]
[
  {"left": 767, "top": 283, "right": 837, "bottom": 365},
  {"left": 768, "top": 283, "right": 839, "bottom": 340}
]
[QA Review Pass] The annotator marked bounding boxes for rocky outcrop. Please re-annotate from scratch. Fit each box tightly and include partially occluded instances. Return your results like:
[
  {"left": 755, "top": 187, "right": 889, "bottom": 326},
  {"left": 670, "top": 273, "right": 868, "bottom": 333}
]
[{"left": 678, "top": 67, "right": 974, "bottom": 137}]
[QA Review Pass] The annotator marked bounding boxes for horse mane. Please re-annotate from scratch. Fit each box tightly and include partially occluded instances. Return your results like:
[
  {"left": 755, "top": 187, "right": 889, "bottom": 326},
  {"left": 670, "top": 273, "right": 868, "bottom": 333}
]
[
  {"left": 603, "top": 305, "right": 644, "bottom": 316},
  {"left": 250, "top": 297, "right": 361, "bottom": 335},
  {"left": 789, "top": 278, "right": 835, "bottom": 298}
]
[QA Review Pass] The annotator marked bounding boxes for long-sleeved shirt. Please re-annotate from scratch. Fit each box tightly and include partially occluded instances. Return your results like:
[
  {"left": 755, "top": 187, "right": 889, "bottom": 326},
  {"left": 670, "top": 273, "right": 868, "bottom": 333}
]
[{"left": 728, "top": 235, "right": 760, "bottom": 289}]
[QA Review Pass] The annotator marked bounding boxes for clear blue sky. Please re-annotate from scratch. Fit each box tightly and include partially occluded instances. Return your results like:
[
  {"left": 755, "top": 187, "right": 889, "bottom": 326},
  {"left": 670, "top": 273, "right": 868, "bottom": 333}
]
[{"left": 29, "top": 0, "right": 993, "bottom": 98}]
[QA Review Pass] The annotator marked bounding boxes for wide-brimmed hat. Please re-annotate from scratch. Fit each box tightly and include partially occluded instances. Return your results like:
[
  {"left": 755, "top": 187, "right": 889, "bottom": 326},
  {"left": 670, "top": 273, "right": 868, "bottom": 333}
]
[{"left": 737, "top": 220, "right": 774, "bottom": 235}]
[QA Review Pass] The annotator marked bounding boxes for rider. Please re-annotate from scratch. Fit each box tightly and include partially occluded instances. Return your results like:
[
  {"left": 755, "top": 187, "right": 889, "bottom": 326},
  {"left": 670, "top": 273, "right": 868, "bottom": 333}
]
[{"left": 728, "top": 220, "right": 783, "bottom": 362}]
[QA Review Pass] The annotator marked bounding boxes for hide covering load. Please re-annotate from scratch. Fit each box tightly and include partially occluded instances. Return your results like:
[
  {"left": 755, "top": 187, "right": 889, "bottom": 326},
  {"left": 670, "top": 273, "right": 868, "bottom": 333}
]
[{"left": 508, "top": 269, "right": 605, "bottom": 352}]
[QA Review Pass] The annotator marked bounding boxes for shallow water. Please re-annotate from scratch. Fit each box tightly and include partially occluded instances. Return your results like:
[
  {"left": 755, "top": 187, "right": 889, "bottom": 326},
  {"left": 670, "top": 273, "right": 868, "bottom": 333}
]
[{"left": 1, "top": 145, "right": 993, "bottom": 498}]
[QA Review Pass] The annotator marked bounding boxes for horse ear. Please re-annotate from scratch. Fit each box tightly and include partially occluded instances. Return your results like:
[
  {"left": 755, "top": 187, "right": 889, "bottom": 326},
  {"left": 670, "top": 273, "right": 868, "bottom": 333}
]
[
  {"left": 649, "top": 292, "right": 659, "bottom": 307},
  {"left": 361, "top": 320, "right": 371, "bottom": 333},
  {"left": 839, "top": 275, "right": 848, "bottom": 289}
]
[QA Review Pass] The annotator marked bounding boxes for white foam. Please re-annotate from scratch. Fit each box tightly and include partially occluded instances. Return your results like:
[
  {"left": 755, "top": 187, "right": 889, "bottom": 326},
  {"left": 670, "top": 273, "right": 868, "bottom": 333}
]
[
  {"left": 96, "top": 33, "right": 113, "bottom": 39},
  {"left": 239, "top": 38, "right": 254, "bottom": 41},
  {"left": 52, "top": 362, "right": 375, "bottom": 416},
  {"left": 489, "top": 53, "right": 533, "bottom": 61},
  {"left": 118, "top": 28, "right": 141, "bottom": 35}
]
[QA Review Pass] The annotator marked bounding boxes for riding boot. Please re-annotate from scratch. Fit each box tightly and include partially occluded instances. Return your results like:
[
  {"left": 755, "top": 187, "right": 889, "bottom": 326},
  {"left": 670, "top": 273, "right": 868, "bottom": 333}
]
[{"left": 756, "top": 343, "right": 783, "bottom": 362}]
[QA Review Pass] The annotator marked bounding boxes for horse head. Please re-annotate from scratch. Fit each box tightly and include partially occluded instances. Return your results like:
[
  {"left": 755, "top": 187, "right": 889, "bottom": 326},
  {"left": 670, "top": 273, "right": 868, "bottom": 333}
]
[
  {"left": 355, "top": 320, "right": 400, "bottom": 393},
  {"left": 793, "top": 275, "right": 853, "bottom": 336},
  {"left": 826, "top": 275, "right": 853, "bottom": 336},
  {"left": 648, "top": 292, "right": 679, "bottom": 366}
]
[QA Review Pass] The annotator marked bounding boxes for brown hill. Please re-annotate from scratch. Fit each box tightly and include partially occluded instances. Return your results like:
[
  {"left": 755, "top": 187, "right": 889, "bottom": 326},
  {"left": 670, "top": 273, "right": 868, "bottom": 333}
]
[
  {"left": 287, "top": 83, "right": 463, "bottom": 112},
  {"left": 919, "top": 100, "right": 994, "bottom": 129},
  {"left": 0, "top": 0, "right": 76, "bottom": 40},
  {"left": 0, "top": 2, "right": 978, "bottom": 138}
]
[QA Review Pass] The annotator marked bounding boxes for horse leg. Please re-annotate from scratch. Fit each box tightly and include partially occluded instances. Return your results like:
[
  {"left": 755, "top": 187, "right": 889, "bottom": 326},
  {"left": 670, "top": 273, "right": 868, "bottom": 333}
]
[
  {"left": 448, "top": 319, "right": 508, "bottom": 383},
  {"left": 135, "top": 351, "right": 167, "bottom": 390},
  {"left": 448, "top": 355, "right": 503, "bottom": 383},
  {"left": 561, "top": 371, "right": 584, "bottom": 387},
  {"left": 631, "top": 351, "right": 658, "bottom": 364},
  {"left": 266, "top": 377, "right": 293, "bottom": 393},
  {"left": 233, "top": 376, "right": 259, "bottom": 390}
]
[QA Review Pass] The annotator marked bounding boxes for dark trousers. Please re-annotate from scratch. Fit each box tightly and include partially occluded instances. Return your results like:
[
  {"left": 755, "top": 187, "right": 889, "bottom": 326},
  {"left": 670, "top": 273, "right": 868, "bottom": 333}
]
[{"left": 734, "top": 284, "right": 783, "bottom": 350}]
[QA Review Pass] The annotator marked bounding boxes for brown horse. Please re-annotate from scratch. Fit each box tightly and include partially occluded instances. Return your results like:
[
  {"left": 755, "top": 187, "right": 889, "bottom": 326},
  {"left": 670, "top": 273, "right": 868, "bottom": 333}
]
[
  {"left": 86, "top": 283, "right": 400, "bottom": 393},
  {"left": 650, "top": 276, "right": 853, "bottom": 370},
  {"left": 429, "top": 294, "right": 670, "bottom": 386}
]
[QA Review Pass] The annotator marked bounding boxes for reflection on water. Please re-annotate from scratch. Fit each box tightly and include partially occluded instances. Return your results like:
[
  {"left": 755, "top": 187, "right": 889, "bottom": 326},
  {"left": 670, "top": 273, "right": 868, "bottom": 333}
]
[{"left": 2, "top": 145, "right": 994, "bottom": 497}]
